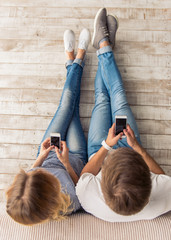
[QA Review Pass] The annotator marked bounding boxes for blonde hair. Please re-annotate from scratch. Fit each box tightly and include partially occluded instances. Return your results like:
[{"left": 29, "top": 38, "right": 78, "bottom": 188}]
[{"left": 6, "top": 169, "right": 71, "bottom": 225}]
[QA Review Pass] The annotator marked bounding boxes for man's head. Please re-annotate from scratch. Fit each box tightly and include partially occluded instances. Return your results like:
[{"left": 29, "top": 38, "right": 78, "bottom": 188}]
[{"left": 101, "top": 148, "right": 151, "bottom": 216}]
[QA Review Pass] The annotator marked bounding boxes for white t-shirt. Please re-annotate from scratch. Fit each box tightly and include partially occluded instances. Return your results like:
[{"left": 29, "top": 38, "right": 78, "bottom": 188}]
[{"left": 76, "top": 171, "right": 171, "bottom": 222}]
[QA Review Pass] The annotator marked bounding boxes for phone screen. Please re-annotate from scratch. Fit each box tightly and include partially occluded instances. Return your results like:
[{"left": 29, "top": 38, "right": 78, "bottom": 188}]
[
  {"left": 115, "top": 118, "right": 127, "bottom": 135},
  {"left": 51, "top": 136, "right": 60, "bottom": 148}
]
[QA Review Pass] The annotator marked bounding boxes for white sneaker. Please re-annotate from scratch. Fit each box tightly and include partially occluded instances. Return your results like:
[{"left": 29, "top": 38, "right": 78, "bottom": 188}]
[
  {"left": 63, "top": 29, "right": 75, "bottom": 52},
  {"left": 78, "top": 28, "right": 90, "bottom": 51}
]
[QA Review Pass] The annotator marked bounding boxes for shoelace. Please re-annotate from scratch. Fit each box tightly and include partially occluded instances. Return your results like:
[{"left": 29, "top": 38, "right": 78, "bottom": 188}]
[{"left": 101, "top": 26, "right": 109, "bottom": 37}]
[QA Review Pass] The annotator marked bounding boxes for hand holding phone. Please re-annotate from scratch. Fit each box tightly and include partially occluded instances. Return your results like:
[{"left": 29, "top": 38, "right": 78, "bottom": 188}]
[
  {"left": 50, "top": 133, "right": 61, "bottom": 150},
  {"left": 115, "top": 116, "right": 127, "bottom": 137}
]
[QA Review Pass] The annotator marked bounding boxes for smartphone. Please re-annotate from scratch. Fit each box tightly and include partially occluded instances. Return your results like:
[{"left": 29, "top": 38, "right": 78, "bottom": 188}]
[
  {"left": 115, "top": 116, "right": 127, "bottom": 137},
  {"left": 50, "top": 133, "right": 61, "bottom": 149}
]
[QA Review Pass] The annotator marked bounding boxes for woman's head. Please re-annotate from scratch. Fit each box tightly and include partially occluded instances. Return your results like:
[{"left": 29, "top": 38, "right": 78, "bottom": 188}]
[
  {"left": 6, "top": 169, "right": 71, "bottom": 225},
  {"left": 101, "top": 148, "right": 152, "bottom": 216}
]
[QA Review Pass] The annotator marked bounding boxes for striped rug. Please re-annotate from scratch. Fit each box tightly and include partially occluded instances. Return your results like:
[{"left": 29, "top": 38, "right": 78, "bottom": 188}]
[{"left": 1, "top": 203, "right": 171, "bottom": 240}]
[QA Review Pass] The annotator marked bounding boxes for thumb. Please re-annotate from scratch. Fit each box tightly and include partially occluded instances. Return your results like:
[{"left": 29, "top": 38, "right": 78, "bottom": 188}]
[
  {"left": 47, "top": 145, "right": 54, "bottom": 153},
  {"left": 115, "top": 132, "right": 123, "bottom": 141},
  {"left": 123, "top": 129, "right": 129, "bottom": 137}
]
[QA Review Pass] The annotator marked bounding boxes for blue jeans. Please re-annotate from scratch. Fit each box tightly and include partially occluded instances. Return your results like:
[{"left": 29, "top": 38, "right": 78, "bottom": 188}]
[
  {"left": 37, "top": 59, "right": 87, "bottom": 164},
  {"left": 88, "top": 46, "right": 141, "bottom": 159}
]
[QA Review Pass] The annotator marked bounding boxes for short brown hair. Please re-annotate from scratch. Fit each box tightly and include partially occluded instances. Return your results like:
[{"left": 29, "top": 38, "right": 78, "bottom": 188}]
[
  {"left": 6, "top": 169, "right": 71, "bottom": 225},
  {"left": 101, "top": 148, "right": 151, "bottom": 216}
]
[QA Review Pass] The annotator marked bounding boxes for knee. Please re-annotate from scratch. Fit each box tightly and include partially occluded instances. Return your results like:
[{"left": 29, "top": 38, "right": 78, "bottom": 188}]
[
  {"left": 95, "top": 91, "right": 110, "bottom": 104},
  {"left": 60, "top": 89, "right": 74, "bottom": 107}
]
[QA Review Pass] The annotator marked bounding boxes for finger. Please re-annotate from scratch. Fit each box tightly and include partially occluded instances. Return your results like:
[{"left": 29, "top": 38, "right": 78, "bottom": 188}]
[
  {"left": 111, "top": 123, "right": 115, "bottom": 130},
  {"left": 46, "top": 145, "right": 54, "bottom": 153},
  {"left": 62, "top": 142, "right": 68, "bottom": 152},
  {"left": 127, "top": 124, "right": 133, "bottom": 132},
  {"left": 55, "top": 147, "right": 61, "bottom": 157},
  {"left": 123, "top": 129, "right": 130, "bottom": 137},
  {"left": 44, "top": 137, "right": 50, "bottom": 144},
  {"left": 127, "top": 124, "right": 135, "bottom": 137},
  {"left": 62, "top": 141, "right": 67, "bottom": 147},
  {"left": 115, "top": 132, "right": 123, "bottom": 141},
  {"left": 60, "top": 142, "right": 64, "bottom": 151}
]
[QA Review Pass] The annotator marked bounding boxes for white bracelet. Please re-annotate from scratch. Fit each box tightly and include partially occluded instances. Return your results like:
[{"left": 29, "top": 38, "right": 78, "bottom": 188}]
[{"left": 101, "top": 140, "right": 112, "bottom": 151}]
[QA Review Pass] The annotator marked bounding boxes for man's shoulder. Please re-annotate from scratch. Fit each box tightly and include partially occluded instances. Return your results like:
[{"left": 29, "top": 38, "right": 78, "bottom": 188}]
[{"left": 76, "top": 171, "right": 171, "bottom": 222}]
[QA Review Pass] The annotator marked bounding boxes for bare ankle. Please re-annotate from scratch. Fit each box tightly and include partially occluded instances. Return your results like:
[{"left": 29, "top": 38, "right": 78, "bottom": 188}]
[
  {"left": 99, "top": 40, "right": 110, "bottom": 49},
  {"left": 66, "top": 50, "right": 75, "bottom": 60},
  {"left": 76, "top": 49, "right": 86, "bottom": 60}
]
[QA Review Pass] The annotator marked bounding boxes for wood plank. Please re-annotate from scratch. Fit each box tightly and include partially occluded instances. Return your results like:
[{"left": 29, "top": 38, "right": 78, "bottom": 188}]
[
  {"left": 0, "top": 17, "right": 170, "bottom": 31},
  {"left": 1, "top": 138, "right": 171, "bottom": 164},
  {"left": 0, "top": 158, "right": 170, "bottom": 175},
  {"left": 0, "top": 7, "right": 170, "bottom": 20},
  {"left": 0, "top": 0, "right": 170, "bottom": 8},
  {"left": 0, "top": 39, "right": 170, "bottom": 54},
  {"left": 0, "top": 28, "right": 170, "bottom": 43},
  {"left": 0, "top": 189, "right": 6, "bottom": 202},
  {"left": 0, "top": 77, "right": 170, "bottom": 94},
  {"left": 136, "top": 120, "right": 171, "bottom": 135},
  {"left": 0, "top": 64, "right": 169, "bottom": 80},
  {"left": 148, "top": 149, "right": 171, "bottom": 165},
  {"left": 0, "top": 159, "right": 34, "bottom": 174},
  {"left": 141, "top": 134, "right": 171, "bottom": 150},
  {"left": 0, "top": 115, "right": 51, "bottom": 130},
  {"left": 0, "top": 52, "right": 170, "bottom": 68},
  {"left": 0, "top": 101, "right": 92, "bottom": 117},
  {"left": 0, "top": 129, "right": 171, "bottom": 150},
  {"left": 161, "top": 165, "right": 171, "bottom": 176},
  {"left": 0, "top": 88, "right": 170, "bottom": 107},
  {"left": 0, "top": 174, "right": 16, "bottom": 189},
  {"left": 0, "top": 102, "right": 171, "bottom": 120},
  {"left": 1, "top": 115, "right": 171, "bottom": 135},
  {"left": 0, "top": 144, "right": 38, "bottom": 160},
  {"left": 1, "top": 144, "right": 171, "bottom": 165},
  {"left": 131, "top": 106, "right": 171, "bottom": 121}
]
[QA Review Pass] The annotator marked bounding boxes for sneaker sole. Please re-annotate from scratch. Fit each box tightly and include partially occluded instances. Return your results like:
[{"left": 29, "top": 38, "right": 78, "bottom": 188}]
[
  {"left": 107, "top": 14, "right": 119, "bottom": 30},
  {"left": 113, "top": 14, "right": 119, "bottom": 29},
  {"left": 92, "top": 8, "right": 105, "bottom": 47}
]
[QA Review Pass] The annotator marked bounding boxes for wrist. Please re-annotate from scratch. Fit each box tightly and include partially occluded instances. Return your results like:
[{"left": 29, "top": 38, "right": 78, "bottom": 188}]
[
  {"left": 63, "top": 160, "right": 71, "bottom": 169},
  {"left": 133, "top": 142, "right": 143, "bottom": 155},
  {"left": 101, "top": 140, "right": 112, "bottom": 151}
]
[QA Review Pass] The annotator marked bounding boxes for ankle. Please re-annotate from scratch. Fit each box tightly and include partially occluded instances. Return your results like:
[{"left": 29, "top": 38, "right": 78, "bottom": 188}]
[
  {"left": 99, "top": 40, "right": 110, "bottom": 49},
  {"left": 76, "top": 49, "right": 86, "bottom": 60},
  {"left": 66, "top": 50, "right": 75, "bottom": 60}
]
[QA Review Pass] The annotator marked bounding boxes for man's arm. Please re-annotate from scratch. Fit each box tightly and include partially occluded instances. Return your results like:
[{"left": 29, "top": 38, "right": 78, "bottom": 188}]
[
  {"left": 80, "top": 146, "right": 108, "bottom": 176},
  {"left": 80, "top": 124, "right": 123, "bottom": 176},
  {"left": 124, "top": 125, "right": 165, "bottom": 175}
]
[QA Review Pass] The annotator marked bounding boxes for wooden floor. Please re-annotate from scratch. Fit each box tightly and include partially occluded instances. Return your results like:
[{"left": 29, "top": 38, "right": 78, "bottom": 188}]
[{"left": 0, "top": 0, "right": 171, "bottom": 201}]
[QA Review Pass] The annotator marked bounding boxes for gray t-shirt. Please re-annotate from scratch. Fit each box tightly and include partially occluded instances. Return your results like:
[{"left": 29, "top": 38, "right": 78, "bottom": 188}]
[{"left": 30, "top": 151, "right": 85, "bottom": 213}]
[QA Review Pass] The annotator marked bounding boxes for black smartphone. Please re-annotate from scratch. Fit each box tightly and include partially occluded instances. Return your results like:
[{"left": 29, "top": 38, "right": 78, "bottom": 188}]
[
  {"left": 50, "top": 133, "right": 61, "bottom": 149},
  {"left": 115, "top": 116, "right": 127, "bottom": 137}
]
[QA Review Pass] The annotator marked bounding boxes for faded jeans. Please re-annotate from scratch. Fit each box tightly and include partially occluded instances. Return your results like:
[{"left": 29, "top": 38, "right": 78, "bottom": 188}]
[
  {"left": 37, "top": 59, "right": 87, "bottom": 164},
  {"left": 88, "top": 46, "right": 141, "bottom": 158}
]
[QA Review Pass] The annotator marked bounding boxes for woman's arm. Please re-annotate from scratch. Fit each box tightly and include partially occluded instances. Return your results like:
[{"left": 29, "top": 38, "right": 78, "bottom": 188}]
[
  {"left": 80, "top": 124, "right": 123, "bottom": 176},
  {"left": 55, "top": 141, "right": 79, "bottom": 185},
  {"left": 31, "top": 138, "right": 54, "bottom": 168},
  {"left": 124, "top": 125, "right": 165, "bottom": 175}
]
